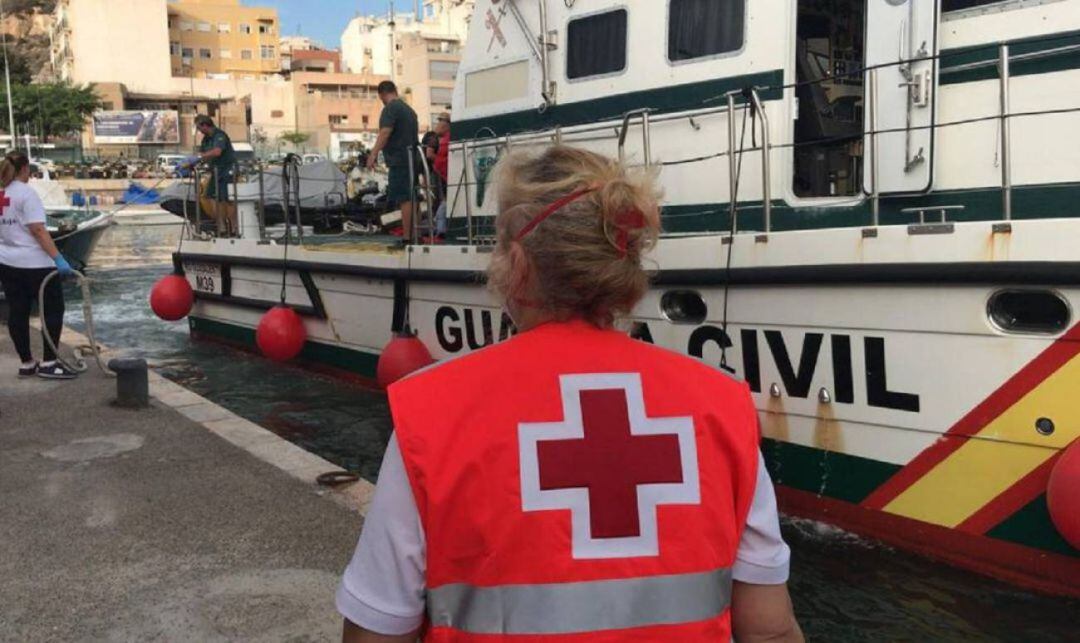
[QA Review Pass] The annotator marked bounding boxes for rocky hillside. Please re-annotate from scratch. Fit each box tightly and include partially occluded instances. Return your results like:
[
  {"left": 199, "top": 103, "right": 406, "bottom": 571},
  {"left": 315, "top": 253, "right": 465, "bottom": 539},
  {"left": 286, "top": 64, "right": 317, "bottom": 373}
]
[{"left": 0, "top": 0, "right": 58, "bottom": 83}]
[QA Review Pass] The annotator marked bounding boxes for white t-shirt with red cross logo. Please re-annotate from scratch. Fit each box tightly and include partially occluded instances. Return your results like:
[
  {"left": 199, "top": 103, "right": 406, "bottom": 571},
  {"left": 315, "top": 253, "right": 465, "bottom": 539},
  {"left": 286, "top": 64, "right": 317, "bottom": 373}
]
[{"left": 0, "top": 179, "right": 52, "bottom": 269}]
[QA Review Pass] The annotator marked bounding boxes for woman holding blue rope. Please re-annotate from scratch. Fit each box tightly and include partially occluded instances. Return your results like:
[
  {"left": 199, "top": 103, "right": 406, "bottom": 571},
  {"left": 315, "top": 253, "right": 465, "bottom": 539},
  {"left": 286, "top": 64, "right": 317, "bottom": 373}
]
[{"left": 0, "top": 150, "right": 78, "bottom": 380}]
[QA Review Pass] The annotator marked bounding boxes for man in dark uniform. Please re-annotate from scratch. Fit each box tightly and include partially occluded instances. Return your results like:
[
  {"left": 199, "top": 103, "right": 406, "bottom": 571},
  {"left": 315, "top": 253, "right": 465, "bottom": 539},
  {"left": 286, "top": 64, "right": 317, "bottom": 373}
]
[
  {"left": 194, "top": 114, "right": 238, "bottom": 236},
  {"left": 367, "top": 81, "right": 419, "bottom": 241}
]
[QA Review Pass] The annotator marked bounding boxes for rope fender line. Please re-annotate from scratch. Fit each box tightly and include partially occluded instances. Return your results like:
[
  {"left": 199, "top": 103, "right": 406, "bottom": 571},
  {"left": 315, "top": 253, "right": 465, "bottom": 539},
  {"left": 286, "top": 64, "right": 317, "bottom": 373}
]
[{"left": 37, "top": 269, "right": 115, "bottom": 377}]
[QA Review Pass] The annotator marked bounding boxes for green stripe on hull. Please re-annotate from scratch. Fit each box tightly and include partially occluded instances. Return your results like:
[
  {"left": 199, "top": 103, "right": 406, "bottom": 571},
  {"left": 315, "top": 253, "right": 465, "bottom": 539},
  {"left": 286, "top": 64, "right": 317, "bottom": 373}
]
[
  {"left": 761, "top": 438, "right": 1076, "bottom": 558},
  {"left": 940, "top": 29, "right": 1080, "bottom": 85},
  {"left": 189, "top": 316, "right": 380, "bottom": 379},
  {"left": 987, "top": 494, "right": 1077, "bottom": 558},
  {"left": 446, "top": 182, "right": 1080, "bottom": 238},
  {"left": 451, "top": 69, "right": 784, "bottom": 140},
  {"left": 762, "top": 437, "right": 900, "bottom": 504}
]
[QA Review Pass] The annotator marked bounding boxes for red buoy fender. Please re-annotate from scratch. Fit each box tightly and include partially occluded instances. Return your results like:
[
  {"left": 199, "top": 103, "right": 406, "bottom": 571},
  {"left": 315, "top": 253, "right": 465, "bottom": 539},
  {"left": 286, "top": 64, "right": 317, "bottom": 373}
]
[
  {"left": 150, "top": 273, "right": 194, "bottom": 321},
  {"left": 377, "top": 332, "right": 435, "bottom": 389},
  {"left": 1048, "top": 440, "right": 1080, "bottom": 550},
  {"left": 256, "top": 305, "right": 307, "bottom": 362}
]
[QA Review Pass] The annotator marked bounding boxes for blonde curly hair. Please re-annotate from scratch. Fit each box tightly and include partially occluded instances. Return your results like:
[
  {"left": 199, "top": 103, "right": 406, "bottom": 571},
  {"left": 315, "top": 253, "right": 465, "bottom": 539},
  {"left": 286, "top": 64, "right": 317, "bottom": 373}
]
[{"left": 487, "top": 145, "right": 662, "bottom": 328}]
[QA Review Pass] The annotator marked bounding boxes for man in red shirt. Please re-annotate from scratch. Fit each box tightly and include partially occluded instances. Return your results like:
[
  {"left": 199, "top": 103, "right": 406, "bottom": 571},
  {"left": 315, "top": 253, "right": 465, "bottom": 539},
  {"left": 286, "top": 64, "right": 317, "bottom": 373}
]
[{"left": 433, "top": 112, "right": 450, "bottom": 237}]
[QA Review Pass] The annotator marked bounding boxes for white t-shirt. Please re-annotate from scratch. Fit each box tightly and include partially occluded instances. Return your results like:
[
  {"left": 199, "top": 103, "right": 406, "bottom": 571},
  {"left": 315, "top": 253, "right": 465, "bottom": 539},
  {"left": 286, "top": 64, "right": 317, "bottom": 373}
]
[
  {"left": 0, "top": 180, "right": 52, "bottom": 269},
  {"left": 337, "top": 436, "right": 792, "bottom": 636}
]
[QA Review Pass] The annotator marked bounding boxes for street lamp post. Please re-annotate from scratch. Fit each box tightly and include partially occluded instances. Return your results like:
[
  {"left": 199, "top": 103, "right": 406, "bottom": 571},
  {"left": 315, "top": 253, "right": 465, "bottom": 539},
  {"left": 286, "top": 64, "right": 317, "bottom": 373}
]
[{"left": 0, "top": 0, "right": 18, "bottom": 152}]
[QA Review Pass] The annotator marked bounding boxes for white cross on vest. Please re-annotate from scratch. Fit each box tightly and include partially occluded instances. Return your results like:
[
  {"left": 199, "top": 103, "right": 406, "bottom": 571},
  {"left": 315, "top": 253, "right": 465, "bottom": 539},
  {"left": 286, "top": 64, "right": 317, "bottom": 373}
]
[{"left": 518, "top": 373, "right": 701, "bottom": 560}]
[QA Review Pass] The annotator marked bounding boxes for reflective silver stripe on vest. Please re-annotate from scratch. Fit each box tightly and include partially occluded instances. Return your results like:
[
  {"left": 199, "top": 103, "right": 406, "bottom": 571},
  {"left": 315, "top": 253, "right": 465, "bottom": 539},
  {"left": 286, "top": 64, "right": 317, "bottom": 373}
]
[{"left": 427, "top": 567, "right": 732, "bottom": 635}]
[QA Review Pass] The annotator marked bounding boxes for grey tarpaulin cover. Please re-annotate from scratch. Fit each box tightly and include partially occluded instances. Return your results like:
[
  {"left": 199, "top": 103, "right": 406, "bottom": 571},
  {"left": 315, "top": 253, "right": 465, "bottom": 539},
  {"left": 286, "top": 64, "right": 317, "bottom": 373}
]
[{"left": 156, "top": 160, "right": 349, "bottom": 208}]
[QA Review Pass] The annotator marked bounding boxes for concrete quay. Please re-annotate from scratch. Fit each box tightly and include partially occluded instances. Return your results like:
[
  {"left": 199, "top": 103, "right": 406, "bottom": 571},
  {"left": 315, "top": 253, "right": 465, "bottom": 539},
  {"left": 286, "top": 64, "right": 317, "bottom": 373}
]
[{"left": 0, "top": 329, "right": 376, "bottom": 641}]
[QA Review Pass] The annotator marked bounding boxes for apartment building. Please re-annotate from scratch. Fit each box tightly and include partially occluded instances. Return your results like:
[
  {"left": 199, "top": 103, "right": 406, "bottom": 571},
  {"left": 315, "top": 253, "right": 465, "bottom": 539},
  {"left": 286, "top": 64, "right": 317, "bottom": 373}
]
[
  {"left": 291, "top": 72, "right": 385, "bottom": 157},
  {"left": 396, "top": 32, "right": 459, "bottom": 130},
  {"left": 341, "top": 0, "right": 472, "bottom": 76},
  {"left": 167, "top": 0, "right": 281, "bottom": 80},
  {"left": 52, "top": 0, "right": 174, "bottom": 93},
  {"left": 341, "top": 0, "right": 472, "bottom": 130}
]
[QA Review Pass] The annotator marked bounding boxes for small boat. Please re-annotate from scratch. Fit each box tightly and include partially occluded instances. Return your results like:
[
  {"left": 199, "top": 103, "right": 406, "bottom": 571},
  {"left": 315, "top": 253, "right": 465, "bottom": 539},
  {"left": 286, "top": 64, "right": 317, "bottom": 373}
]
[
  {"left": 45, "top": 208, "right": 114, "bottom": 271},
  {"left": 156, "top": 160, "right": 388, "bottom": 233}
]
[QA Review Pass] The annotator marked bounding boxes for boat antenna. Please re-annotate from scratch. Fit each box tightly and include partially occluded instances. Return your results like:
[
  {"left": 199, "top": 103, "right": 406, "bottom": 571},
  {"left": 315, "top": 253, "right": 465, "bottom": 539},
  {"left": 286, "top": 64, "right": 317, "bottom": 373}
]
[{"left": 0, "top": 0, "right": 16, "bottom": 153}]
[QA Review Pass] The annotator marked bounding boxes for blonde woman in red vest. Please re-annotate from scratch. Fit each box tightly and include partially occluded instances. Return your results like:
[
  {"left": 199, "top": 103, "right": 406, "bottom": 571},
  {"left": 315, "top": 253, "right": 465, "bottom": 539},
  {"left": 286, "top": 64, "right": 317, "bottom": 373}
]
[{"left": 338, "top": 146, "right": 804, "bottom": 643}]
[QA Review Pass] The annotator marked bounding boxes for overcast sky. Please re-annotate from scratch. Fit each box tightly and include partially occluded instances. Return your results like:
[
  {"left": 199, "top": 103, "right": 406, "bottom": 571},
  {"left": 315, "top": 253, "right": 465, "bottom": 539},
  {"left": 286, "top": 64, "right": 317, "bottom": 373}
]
[{"left": 252, "top": 0, "right": 419, "bottom": 50}]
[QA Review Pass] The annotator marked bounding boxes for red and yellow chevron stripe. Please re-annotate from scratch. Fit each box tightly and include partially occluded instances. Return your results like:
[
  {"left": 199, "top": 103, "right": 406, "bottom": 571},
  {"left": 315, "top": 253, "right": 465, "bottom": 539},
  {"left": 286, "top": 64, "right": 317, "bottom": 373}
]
[{"left": 863, "top": 323, "right": 1080, "bottom": 532}]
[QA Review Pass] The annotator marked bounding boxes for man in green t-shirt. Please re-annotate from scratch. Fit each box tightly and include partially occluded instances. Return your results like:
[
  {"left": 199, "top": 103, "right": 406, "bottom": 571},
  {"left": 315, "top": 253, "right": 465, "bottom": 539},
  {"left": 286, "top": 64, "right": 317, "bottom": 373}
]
[
  {"left": 367, "top": 81, "right": 419, "bottom": 241},
  {"left": 194, "top": 114, "right": 238, "bottom": 236}
]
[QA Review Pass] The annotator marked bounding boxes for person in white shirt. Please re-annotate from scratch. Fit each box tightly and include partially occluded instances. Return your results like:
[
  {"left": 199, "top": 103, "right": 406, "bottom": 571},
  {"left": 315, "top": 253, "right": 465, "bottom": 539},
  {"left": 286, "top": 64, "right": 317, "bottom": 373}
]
[{"left": 0, "top": 150, "right": 78, "bottom": 379}]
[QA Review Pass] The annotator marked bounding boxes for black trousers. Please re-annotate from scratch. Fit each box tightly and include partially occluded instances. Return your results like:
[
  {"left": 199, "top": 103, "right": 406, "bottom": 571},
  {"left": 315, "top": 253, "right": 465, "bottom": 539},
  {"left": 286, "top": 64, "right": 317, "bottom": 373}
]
[{"left": 0, "top": 263, "right": 64, "bottom": 363}]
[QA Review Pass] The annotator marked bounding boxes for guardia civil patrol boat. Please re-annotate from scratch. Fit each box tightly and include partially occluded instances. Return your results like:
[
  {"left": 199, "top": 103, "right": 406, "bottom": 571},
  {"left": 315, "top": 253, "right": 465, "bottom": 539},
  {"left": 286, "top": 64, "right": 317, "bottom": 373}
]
[{"left": 172, "top": 0, "right": 1080, "bottom": 595}]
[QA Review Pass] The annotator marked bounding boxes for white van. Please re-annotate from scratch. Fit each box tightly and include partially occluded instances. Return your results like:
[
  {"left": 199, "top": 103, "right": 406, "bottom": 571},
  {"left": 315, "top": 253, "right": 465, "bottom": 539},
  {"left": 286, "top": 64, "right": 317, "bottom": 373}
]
[{"left": 156, "top": 154, "right": 188, "bottom": 174}]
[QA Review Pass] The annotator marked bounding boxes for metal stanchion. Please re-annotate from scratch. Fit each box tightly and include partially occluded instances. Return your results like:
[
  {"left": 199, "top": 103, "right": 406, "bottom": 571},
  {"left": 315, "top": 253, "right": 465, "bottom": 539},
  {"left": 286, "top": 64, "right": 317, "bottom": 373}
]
[
  {"left": 257, "top": 162, "right": 267, "bottom": 239},
  {"left": 749, "top": 88, "right": 772, "bottom": 233},
  {"left": 726, "top": 93, "right": 738, "bottom": 234},
  {"left": 193, "top": 166, "right": 202, "bottom": 233},
  {"left": 869, "top": 68, "right": 881, "bottom": 226},
  {"left": 999, "top": 44, "right": 1013, "bottom": 220}
]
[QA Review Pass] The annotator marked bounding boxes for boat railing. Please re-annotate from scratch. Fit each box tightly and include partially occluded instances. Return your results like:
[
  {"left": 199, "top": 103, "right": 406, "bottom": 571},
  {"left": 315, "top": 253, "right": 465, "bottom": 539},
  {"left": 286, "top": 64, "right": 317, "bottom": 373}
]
[
  {"left": 616, "top": 109, "right": 653, "bottom": 168},
  {"left": 445, "top": 35, "right": 1080, "bottom": 242}
]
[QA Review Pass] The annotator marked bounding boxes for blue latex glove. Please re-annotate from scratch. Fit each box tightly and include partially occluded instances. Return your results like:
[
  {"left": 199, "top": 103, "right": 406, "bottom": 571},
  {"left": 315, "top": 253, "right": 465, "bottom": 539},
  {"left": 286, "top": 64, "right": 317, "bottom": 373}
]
[{"left": 54, "top": 254, "right": 75, "bottom": 278}]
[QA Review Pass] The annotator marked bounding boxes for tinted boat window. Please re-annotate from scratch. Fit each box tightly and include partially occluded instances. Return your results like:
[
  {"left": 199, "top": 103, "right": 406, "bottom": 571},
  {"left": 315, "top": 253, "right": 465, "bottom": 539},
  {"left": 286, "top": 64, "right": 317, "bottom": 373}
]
[
  {"left": 669, "top": 0, "right": 745, "bottom": 62},
  {"left": 988, "top": 290, "right": 1070, "bottom": 335},
  {"left": 943, "top": 0, "right": 1006, "bottom": 12},
  {"left": 567, "top": 9, "right": 627, "bottom": 80}
]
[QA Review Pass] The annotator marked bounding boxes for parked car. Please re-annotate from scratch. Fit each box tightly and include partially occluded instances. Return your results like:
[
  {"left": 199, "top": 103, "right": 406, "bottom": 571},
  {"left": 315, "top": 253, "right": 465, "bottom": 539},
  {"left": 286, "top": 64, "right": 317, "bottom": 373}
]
[{"left": 156, "top": 154, "right": 189, "bottom": 175}]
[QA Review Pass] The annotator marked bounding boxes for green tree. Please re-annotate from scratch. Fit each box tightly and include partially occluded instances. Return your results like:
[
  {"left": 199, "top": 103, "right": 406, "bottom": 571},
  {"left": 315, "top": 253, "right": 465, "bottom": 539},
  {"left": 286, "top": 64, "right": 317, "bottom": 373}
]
[
  {"left": 278, "top": 130, "right": 309, "bottom": 150},
  {"left": 0, "top": 82, "right": 102, "bottom": 142}
]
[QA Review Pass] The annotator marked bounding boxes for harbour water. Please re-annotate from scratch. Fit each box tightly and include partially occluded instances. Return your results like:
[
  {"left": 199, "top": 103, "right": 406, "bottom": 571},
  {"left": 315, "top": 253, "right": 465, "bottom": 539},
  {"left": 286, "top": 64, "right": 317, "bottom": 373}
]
[{"left": 68, "top": 222, "right": 1078, "bottom": 641}]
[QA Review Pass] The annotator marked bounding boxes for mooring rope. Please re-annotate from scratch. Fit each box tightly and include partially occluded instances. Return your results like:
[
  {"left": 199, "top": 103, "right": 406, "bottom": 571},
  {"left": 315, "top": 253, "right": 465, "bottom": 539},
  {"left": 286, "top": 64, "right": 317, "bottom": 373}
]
[{"left": 37, "top": 269, "right": 114, "bottom": 376}]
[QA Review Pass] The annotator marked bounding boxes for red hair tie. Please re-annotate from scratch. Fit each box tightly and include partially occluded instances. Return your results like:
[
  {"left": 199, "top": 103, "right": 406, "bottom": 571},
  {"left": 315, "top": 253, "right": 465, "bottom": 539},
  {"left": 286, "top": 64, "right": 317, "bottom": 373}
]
[
  {"left": 610, "top": 208, "right": 647, "bottom": 257},
  {"left": 515, "top": 186, "right": 596, "bottom": 241}
]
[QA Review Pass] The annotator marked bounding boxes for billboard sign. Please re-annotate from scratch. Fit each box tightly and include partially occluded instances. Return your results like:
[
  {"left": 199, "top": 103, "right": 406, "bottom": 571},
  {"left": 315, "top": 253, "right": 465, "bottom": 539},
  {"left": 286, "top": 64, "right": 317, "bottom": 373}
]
[{"left": 92, "top": 110, "right": 181, "bottom": 144}]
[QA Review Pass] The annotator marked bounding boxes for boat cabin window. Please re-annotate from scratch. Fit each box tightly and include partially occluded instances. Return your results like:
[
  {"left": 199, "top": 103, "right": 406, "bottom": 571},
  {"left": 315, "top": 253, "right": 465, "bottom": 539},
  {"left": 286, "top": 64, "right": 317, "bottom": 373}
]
[
  {"left": 942, "top": 0, "right": 1007, "bottom": 12},
  {"left": 793, "top": 0, "right": 865, "bottom": 198},
  {"left": 668, "top": 0, "right": 745, "bottom": 62},
  {"left": 566, "top": 9, "right": 628, "bottom": 80}
]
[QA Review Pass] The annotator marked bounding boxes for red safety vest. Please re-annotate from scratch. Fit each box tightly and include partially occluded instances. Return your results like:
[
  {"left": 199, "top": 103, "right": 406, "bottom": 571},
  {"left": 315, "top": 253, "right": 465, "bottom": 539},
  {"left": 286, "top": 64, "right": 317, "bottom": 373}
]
[{"left": 390, "top": 319, "right": 760, "bottom": 642}]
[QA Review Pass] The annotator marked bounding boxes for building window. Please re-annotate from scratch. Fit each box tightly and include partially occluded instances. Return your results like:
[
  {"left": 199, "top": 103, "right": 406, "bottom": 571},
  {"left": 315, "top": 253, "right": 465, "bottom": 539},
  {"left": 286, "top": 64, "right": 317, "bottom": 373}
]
[
  {"left": 197, "top": 22, "right": 211, "bottom": 32},
  {"left": 430, "top": 87, "right": 454, "bottom": 106},
  {"left": 668, "top": 0, "right": 744, "bottom": 62},
  {"left": 180, "top": 20, "right": 193, "bottom": 31},
  {"left": 170, "top": 41, "right": 181, "bottom": 56},
  {"left": 199, "top": 48, "right": 212, "bottom": 59},
  {"left": 241, "top": 49, "right": 253, "bottom": 60},
  {"left": 239, "top": 23, "right": 252, "bottom": 34},
  {"left": 218, "top": 22, "right": 231, "bottom": 33},
  {"left": 259, "top": 24, "right": 274, "bottom": 35},
  {"left": 271, "top": 110, "right": 284, "bottom": 118},
  {"left": 329, "top": 114, "right": 348, "bottom": 125},
  {"left": 220, "top": 48, "right": 232, "bottom": 59},
  {"left": 168, "top": 17, "right": 176, "bottom": 29},
  {"left": 429, "top": 60, "right": 459, "bottom": 81},
  {"left": 362, "top": 115, "right": 370, "bottom": 127},
  {"left": 260, "top": 45, "right": 275, "bottom": 59},
  {"left": 181, "top": 47, "right": 194, "bottom": 58},
  {"left": 566, "top": 9, "right": 627, "bottom": 79}
]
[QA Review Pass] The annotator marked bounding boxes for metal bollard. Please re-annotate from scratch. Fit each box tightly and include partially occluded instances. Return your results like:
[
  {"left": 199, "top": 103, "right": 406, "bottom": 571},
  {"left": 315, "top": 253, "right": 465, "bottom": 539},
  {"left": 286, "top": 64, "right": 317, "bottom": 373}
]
[{"left": 108, "top": 358, "right": 149, "bottom": 409}]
